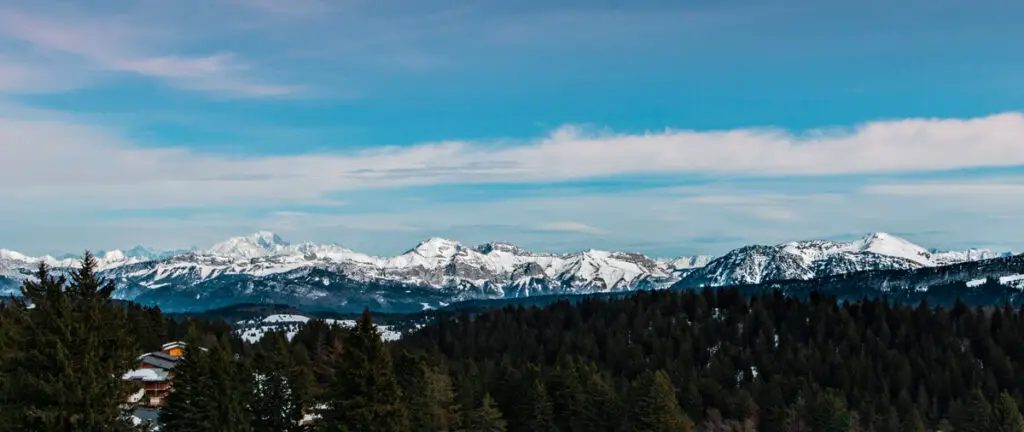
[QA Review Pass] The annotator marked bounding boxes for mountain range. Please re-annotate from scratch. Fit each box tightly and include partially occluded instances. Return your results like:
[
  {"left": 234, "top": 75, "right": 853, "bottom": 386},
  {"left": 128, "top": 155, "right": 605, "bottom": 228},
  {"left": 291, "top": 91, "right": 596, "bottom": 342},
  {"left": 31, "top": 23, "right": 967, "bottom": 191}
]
[{"left": 0, "top": 231, "right": 1016, "bottom": 313}]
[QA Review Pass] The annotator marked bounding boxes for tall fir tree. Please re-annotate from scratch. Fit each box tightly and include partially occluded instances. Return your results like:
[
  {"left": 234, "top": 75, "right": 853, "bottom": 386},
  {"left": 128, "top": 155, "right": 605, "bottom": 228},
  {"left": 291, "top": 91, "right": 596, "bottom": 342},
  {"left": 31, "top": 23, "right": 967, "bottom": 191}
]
[
  {"left": 628, "top": 370, "right": 693, "bottom": 432},
  {"left": 209, "top": 334, "right": 253, "bottom": 431},
  {"left": 548, "top": 359, "right": 587, "bottom": 432},
  {"left": 579, "top": 363, "right": 624, "bottom": 432},
  {"left": 519, "top": 380, "right": 557, "bottom": 432},
  {"left": 396, "top": 351, "right": 460, "bottom": 431},
  {"left": 993, "top": 391, "right": 1024, "bottom": 432},
  {"left": 160, "top": 326, "right": 217, "bottom": 431},
  {"left": 462, "top": 394, "right": 507, "bottom": 432},
  {"left": 901, "top": 408, "right": 926, "bottom": 432},
  {"left": 0, "top": 257, "right": 138, "bottom": 431},
  {"left": 958, "top": 389, "right": 994, "bottom": 432},
  {"left": 319, "top": 309, "right": 407, "bottom": 432},
  {"left": 806, "top": 390, "right": 851, "bottom": 432},
  {"left": 252, "top": 332, "right": 307, "bottom": 432}
]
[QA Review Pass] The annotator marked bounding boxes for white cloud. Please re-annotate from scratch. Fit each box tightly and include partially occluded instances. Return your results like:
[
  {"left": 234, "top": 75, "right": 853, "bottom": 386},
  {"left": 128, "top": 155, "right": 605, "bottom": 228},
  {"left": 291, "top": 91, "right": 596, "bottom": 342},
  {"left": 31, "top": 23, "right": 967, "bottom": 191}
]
[
  {"left": 4, "top": 111, "right": 1024, "bottom": 212},
  {"left": 863, "top": 181, "right": 1024, "bottom": 197},
  {"left": 534, "top": 221, "right": 607, "bottom": 235},
  {"left": 0, "top": 8, "right": 299, "bottom": 97}
]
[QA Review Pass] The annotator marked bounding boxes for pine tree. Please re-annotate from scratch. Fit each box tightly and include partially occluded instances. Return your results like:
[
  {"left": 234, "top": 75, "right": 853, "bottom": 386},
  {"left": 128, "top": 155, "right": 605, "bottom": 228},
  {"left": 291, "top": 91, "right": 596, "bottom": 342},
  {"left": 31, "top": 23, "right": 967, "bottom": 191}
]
[
  {"left": 252, "top": 332, "right": 307, "bottom": 432},
  {"left": 210, "top": 334, "right": 253, "bottom": 431},
  {"left": 320, "top": 309, "right": 407, "bottom": 432},
  {"left": 628, "top": 370, "right": 693, "bottom": 432},
  {"left": 901, "top": 408, "right": 926, "bottom": 432},
  {"left": 993, "top": 391, "right": 1024, "bottom": 432},
  {"left": 958, "top": 389, "right": 994, "bottom": 432},
  {"left": 806, "top": 390, "right": 850, "bottom": 432},
  {"left": 520, "top": 380, "right": 557, "bottom": 432},
  {"left": 396, "top": 350, "right": 459, "bottom": 431},
  {"left": 548, "top": 359, "right": 587, "bottom": 432},
  {"left": 0, "top": 257, "right": 138, "bottom": 431},
  {"left": 160, "top": 326, "right": 217, "bottom": 431},
  {"left": 462, "top": 394, "right": 507, "bottom": 432},
  {"left": 578, "top": 361, "right": 623, "bottom": 432}
]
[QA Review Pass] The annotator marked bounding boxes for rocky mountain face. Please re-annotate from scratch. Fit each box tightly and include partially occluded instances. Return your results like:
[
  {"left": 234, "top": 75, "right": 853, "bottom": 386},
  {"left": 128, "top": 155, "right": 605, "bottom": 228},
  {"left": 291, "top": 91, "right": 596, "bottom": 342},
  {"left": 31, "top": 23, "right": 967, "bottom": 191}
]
[
  {"left": 675, "top": 232, "right": 1011, "bottom": 288},
  {"left": 0, "top": 231, "right": 1012, "bottom": 313},
  {"left": 695, "top": 254, "right": 1024, "bottom": 308}
]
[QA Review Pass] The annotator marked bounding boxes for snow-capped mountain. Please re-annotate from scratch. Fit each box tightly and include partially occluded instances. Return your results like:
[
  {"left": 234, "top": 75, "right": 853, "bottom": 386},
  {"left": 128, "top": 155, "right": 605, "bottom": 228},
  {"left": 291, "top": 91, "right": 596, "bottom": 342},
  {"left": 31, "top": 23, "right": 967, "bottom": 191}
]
[
  {"left": 675, "top": 232, "right": 1012, "bottom": 288},
  {"left": 0, "top": 231, "right": 1011, "bottom": 312},
  {"left": 0, "top": 232, "right": 713, "bottom": 311}
]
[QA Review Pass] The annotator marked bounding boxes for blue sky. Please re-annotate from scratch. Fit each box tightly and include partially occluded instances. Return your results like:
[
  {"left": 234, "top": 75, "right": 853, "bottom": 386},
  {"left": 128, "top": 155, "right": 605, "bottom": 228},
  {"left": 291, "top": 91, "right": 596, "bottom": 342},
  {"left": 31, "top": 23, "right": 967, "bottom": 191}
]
[{"left": 2, "top": 0, "right": 1024, "bottom": 257}]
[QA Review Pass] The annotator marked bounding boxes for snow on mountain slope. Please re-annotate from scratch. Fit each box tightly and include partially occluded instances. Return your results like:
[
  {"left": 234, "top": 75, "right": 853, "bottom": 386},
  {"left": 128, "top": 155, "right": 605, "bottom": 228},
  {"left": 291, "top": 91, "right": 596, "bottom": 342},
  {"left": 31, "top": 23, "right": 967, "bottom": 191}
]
[
  {"left": 678, "top": 232, "right": 1007, "bottom": 288},
  {"left": 206, "top": 231, "right": 291, "bottom": 259},
  {"left": 0, "top": 231, "right": 1011, "bottom": 311},
  {"left": 235, "top": 314, "right": 401, "bottom": 343}
]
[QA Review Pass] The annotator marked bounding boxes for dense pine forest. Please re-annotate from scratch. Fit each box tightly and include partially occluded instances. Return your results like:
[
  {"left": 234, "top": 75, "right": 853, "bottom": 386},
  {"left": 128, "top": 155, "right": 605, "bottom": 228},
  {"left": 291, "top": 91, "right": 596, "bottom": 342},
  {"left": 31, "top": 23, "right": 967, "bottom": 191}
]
[{"left": 4, "top": 255, "right": 1024, "bottom": 431}]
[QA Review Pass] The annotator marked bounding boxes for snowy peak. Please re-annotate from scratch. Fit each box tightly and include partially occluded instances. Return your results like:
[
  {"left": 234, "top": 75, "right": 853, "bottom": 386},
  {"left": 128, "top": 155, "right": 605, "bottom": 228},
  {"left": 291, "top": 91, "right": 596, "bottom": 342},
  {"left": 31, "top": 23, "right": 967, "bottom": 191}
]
[
  {"left": 407, "top": 238, "right": 461, "bottom": 258},
  {"left": 846, "top": 232, "right": 934, "bottom": 265},
  {"left": 683, "top": 232, "right": 1004, "bottom": 287},
  {"left": 206, "top": 231, "right": 290, "bottom": 260}
]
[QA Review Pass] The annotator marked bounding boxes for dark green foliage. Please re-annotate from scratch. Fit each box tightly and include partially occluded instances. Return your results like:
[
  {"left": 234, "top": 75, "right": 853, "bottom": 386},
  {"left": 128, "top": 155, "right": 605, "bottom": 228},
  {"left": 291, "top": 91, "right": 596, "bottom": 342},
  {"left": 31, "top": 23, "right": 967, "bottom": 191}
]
[
  {"left": 520, "top": 380, "right": 556, "bottom": 432},
  {"left": 160, "top": 326, "right": 217, "bottom": 431},
  {"left": 160, "top": 328, "right": 252, "bottom": 431},
  {"left": 901, "top": 408, "right": 926, "bottom": 432},
  {"left": 547, "top": 359, "right": 588, "bottom": 432},
  {"left": 0, "top": 257, "right": 138, "bottom": 431},
  {"left": 958, "top": 389, "right": 994, "bottom": 432},
  {"left": 806, "top": 390, "right": 850, "bottom": 432},
  {"left": 462, "top": 394, "right": 506, "bottom": 432},
  {"left": 396, "top": 351, "right": 459, "bottom": 431},
  {"left": 627, "top": 370, "right": 693, "bottom": 432},
  {"left": 993, "top": 391, "right": 1024, "bottom": 432},
  {"left": 319, "top": 309, "right": 407, "bottom": 432},
  {"left": 399, "top": 288, "right": 1024, "bottom": 428},
  {"left": 251, "top": 331, "right": 308, "bottom": 432}
]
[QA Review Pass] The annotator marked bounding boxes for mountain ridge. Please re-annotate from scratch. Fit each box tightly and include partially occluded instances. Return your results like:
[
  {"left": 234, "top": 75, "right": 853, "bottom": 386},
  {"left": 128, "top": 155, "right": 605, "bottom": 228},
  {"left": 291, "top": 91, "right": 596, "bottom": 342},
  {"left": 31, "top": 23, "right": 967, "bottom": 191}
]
[{"left": 0, "top": 231, "right": 1012, "bottom": 312}]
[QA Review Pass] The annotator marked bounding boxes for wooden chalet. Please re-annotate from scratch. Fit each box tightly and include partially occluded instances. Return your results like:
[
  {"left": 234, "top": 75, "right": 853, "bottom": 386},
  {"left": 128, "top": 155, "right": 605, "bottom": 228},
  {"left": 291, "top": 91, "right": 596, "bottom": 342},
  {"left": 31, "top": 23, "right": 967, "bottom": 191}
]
[{"left": 123, "top": 341, "right": 193, "bottom": 407}]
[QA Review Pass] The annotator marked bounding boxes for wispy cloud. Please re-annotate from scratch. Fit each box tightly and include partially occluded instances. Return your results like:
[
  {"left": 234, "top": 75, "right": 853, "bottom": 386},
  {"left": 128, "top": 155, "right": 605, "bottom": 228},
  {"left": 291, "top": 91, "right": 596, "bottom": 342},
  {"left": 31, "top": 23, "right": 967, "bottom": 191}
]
[
  {"left": 0, "top": 7, "right": 300, "bottom": 97},
  {"left": 863, "top": 181, "right": 1024, "bottom": 197},
  {"left": 3, "top": 111, "right": 1024, "bottom": 212},
  {"left": 534, "top": 221, "right": 607, "bottom": 235}
]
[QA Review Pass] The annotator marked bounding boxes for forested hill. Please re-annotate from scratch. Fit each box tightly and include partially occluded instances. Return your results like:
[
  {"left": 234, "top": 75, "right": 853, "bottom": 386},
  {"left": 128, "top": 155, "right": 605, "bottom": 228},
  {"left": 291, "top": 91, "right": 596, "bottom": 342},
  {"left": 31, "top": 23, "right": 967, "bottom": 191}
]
[
  {"left": 399, "top": 288, "right": 1024, "bottom": 431},
  {"left": 672, "top": 253, "right": 1024, "bottom": 307}
]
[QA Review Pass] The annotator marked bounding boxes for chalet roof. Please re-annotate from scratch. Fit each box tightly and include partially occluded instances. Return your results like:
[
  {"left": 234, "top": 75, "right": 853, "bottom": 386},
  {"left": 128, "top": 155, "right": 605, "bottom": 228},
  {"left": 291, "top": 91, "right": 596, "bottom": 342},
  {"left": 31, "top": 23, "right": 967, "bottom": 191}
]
[
  {"left": 147, "top": 351, "right": 178, "bottom": 362},
  {"left": 162, "top": 341, "right": 186, "bottom": 350},
  {"left": 138, "top": 355, "right": 177, "bottom": 371},
  {"left": 123, "top": 368, "right": 170, "bottom": 382}
]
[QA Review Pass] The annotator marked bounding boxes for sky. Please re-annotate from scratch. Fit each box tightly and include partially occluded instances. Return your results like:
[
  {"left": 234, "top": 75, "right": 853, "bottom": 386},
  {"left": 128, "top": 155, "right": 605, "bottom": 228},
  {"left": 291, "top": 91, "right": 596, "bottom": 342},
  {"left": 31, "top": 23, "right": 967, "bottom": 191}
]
[{"left": 2, "top": 0, "right": 1024, "bottom": 258}]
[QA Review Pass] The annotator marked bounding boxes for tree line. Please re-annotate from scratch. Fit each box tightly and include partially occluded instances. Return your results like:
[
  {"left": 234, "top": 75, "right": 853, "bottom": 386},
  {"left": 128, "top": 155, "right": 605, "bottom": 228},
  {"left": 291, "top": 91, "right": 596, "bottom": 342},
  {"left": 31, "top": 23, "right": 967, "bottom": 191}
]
[{"left": 5, "top": 254, "right": 1024, "bottom": 431}]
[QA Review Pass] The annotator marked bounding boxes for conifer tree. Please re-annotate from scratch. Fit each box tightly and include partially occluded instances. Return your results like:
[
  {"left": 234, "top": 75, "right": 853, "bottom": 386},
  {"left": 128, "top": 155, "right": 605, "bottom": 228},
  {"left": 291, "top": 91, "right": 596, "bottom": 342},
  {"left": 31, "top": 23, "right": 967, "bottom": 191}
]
[
  {"left": 806, "top": 390, "right": 850, "bottom": 432},
  {"left": 210, "top": 334, "right": 253, "bottom": 431},
  {"left": 628, "top": 370, "right": 693, "bottom": 432},
  {"left": 462, "top": 394, "right": 507, "bottom": 432},
  {"left": 993, "top": 391, "right": 1024, "bottom": 432},
  {"left": 160, "top": 326, "right": 217, "bottom": 431},
  {"left": 959, "top": 389, "right": 994, "bottom": 432},
  {"left": 578, "top": 361, "right": 623, "bottom": 432},
  {"left": 0, "top": 257, "right": 137, "bottom": 431},
  {"left": 520, "top": 380, "right": 557, "bottom": 432},
  {"left": 252, "top": 332, "right": 306, "bottom": 432},
  {"left": 320, "top": 309, "right": 407, "bottom": 432},
  {"left": 901, "top": 408, "right": 926, "bottom": 432},
  {"left": 396, "top": 350, "right": 459, "bottom": 431},
  {"left": 548, "top": 359, "right": 587, "bottom": 432}
]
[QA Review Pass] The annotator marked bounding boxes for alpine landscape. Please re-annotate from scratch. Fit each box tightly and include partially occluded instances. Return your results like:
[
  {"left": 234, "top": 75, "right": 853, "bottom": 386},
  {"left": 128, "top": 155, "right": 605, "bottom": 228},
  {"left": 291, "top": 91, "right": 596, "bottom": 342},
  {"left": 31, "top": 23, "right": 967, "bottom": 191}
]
[{"left": 3, "top": 0, "right": 1024, "bottom": 431}]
